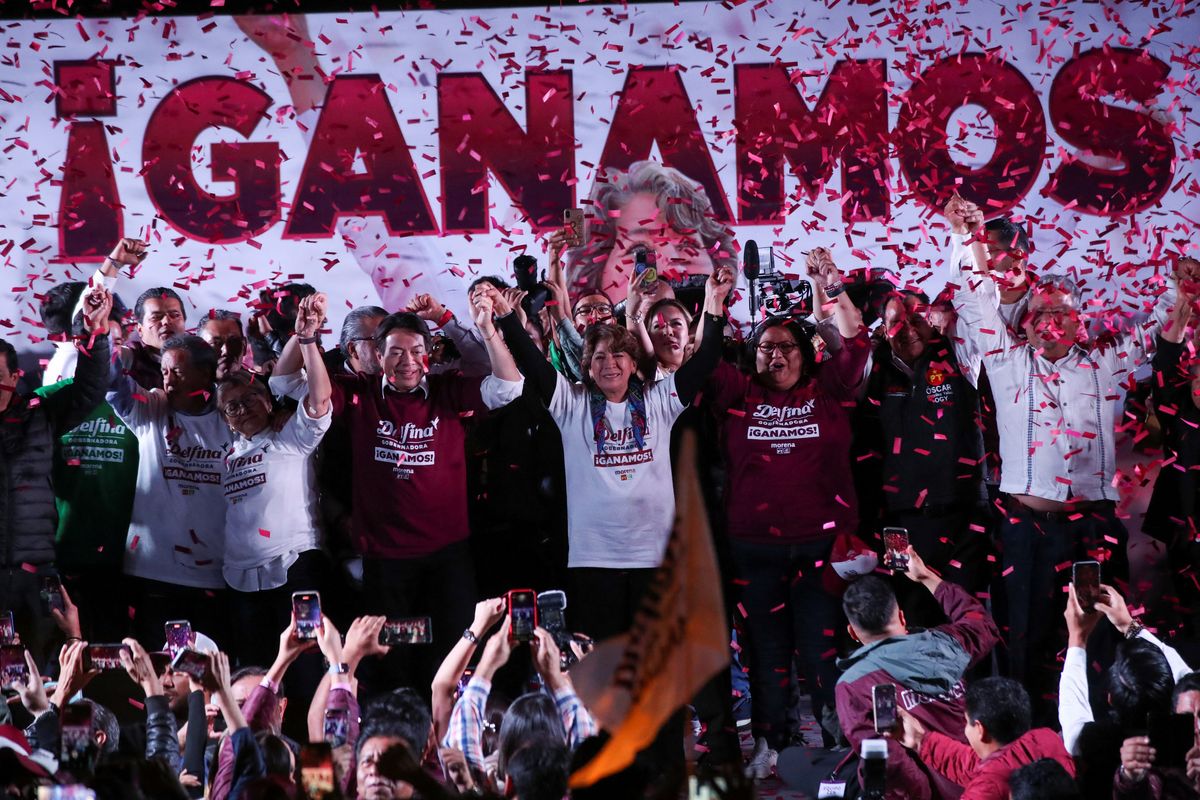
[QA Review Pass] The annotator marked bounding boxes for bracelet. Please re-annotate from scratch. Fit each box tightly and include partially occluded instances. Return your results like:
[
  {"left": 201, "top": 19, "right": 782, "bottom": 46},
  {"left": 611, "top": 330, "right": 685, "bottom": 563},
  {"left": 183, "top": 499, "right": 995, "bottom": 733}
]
[
  {"left": 437, "top": 309, "right": 454, "bottom": 328},
  {"left": 1124, "top": 620, "right": 1145, "bottom": 640},
  {"left": 462, "top": 629, "right": 478, "bottom": 644},
  {"left": 297, "top": 335, "right": 319, "bottom": 345},
  {"left": 824, "top": 281, "right": 845, "bottom": 298}
]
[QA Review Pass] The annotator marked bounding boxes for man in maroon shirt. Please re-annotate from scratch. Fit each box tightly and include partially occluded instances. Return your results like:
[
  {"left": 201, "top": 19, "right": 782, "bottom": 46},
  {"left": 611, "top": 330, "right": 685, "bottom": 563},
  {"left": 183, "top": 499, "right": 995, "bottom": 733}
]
[{"left": 271, "top": 307, "right": 522, "bottom": 692}]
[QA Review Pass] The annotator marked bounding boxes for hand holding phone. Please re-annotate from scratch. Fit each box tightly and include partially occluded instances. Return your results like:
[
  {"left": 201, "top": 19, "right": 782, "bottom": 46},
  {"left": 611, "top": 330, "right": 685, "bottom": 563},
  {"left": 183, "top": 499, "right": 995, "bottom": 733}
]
[
  {"left": 562, "top": 208, "right": 584, "bottom": 247},
  {"left": 165, "top": 620, "right": 193, "bottom": 656},
  {"left": 379, "top": 617, "right": 432, "bottom": 646},
  {"left": 170, "top": 648, "right": 210, "bottom": 683},
  {"left": 41, "top": 576, "right": 66, "bottom": 617},
  {"left": 0, "top": 644, "right": 30, "bottom": 689},
  {"left": 0, "top": 610, "right": 14, "bottom": 645}
]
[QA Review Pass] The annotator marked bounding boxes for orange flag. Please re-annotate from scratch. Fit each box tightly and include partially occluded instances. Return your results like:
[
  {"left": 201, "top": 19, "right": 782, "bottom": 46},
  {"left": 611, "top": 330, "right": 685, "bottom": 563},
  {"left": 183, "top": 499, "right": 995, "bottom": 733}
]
[{"left": 568, "top": 431, "right": 730, "bottom": 788}]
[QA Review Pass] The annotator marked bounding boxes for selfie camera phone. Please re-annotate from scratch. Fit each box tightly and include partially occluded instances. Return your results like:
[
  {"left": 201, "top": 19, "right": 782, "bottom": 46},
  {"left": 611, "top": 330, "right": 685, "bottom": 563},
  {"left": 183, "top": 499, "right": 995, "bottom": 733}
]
[
  {"left": 563, "top": 208, "right": 584, "bottom": 247},
  {"left": 292, "top": 591, "right": 322, "bottom": 641},
  {"left": 507, "top": 589, "right": 538, "bottom": 644},
  {"left": 0, "top": 610, "right": 14, "bottom": 645},
  {"left": 379, "top": 617, "right": 432, "bottom": 646},
  {"left": 1072, "top": 560, "right": 1102, "bottom": 613},
  {"left": 0, "top": 644, "right": 29, "bottom": 689},
  {"left": 872, "top": 683, "right": 898, "bottom": 734},
  {"left": 300, "top": 743, "right": 336, "bottom": 799},
  {"left": 60, "top": 702, "right": 96, "bottom": 777},
  {"left": 83, "top": 643, "right": 129, "bottom": 672},
  {"left": 41, "top": 576, "right": 66, "bottom": 616},
  {"left": 170, "top": 648, "right": 209, "bottom": 682},
  {"left": 164, "top": 620, "right": 193, "bottom": 656},
  {"left": 882, "top": 527, "right": 910, "bottom": 572}
]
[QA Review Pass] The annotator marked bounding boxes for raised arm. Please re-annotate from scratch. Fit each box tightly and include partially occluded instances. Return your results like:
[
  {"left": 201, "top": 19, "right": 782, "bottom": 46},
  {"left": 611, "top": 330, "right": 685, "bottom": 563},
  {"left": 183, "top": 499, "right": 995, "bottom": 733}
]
[
  {"left": 471, "top": 287, "right": 523, "bottom": 384},
  {"left": 294, "top": 292, "right": 332, "bottom": 417},
  {"left": 673, "top": 267, "right": 734, "bottom": 405},
  {"left": 432, "top": 598, "right": 505, "bottom": 741},
  {"left": 907, "top": 547, "right": 1000, "bottom": 666},
  {"left": 808, "top": 248, "right": 864, "bottom": 341},
  {"left": 408, "top": 292, "right": 491, "bottom": 377},
  {"left": 497, "top": 310, "right": 558, "bottom": 405},
  {"left": 545, "top": 228, "right": 572, "bottom": 326},
  {"left": 47, "top": 285, "right": 113, "bottom": 431}
]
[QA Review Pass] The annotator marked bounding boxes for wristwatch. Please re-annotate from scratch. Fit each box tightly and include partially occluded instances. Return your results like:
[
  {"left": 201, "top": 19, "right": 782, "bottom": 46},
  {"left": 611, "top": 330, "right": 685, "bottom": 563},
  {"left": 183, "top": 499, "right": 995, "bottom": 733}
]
[
  {"left": 824, "top": 281, "right": 845, "bottom": 298},
  {"left": 329, "top": 662, "right": 350, "bottom": 676},
  {"left": 462, "top": 629, "right": 478, "bottom": 644},
  {"left": 1124, "top": 620, "right": 1145, "bottom": 640}
]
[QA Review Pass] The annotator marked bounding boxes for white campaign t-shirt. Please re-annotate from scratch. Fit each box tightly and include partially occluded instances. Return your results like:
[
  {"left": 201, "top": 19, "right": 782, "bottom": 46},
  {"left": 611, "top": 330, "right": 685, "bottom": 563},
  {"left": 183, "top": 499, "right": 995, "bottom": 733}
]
[
  {"left": 108, "top": 377, "right": 232, "bottom": 589},
  {"left": 222, "top": 397, "right": 332, "bottom": 592},
  {"left": 549, "top": 372, "right": 685, "bottom": 569}
]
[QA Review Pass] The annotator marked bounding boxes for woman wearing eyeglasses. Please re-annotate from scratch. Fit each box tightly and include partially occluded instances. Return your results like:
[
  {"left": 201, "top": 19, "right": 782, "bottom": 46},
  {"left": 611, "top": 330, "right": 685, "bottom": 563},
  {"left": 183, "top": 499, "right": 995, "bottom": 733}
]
[
  {"left": 216, "top": 292, "right": 333, "bottom": 667},
  {"left": 703, "top": 248, "right": 870, "bottom": 777}
]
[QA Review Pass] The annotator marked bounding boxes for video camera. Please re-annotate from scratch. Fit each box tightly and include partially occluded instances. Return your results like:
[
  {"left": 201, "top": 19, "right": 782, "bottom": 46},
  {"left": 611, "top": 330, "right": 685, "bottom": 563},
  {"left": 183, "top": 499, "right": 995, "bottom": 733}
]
[{"left": 744, "top": 240, "right": 813, "bottom": 320}]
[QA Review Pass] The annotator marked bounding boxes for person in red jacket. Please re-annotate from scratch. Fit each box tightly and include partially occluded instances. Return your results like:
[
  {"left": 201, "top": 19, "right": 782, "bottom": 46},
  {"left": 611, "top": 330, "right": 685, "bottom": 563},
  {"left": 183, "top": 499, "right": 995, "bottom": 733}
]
[
  {"left": 896, "top": 677, "right": 1076, "bottom": 800},
  {"left": 836, "top": 547, "right": 1000, "bottom": 800}
]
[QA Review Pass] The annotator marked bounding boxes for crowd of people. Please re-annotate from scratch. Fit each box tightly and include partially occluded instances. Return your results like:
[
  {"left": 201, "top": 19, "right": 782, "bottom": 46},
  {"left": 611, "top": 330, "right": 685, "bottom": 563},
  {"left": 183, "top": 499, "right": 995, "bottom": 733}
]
[{"left": 1, "top": 176, "right": 1199, "bottom": 800}]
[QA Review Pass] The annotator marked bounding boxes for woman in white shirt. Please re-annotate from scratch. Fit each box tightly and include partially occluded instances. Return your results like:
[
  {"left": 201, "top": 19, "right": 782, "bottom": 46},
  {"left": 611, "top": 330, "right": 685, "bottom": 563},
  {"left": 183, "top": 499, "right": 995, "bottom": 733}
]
[{"left": 218, "top": 293, "right": 333, "bottom": 667}]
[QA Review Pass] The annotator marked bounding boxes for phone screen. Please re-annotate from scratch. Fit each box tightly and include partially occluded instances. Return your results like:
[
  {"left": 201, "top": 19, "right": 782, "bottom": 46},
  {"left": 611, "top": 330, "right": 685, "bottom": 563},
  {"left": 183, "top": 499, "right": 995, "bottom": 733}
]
[
  {"left": 882, "top": 528, "right": 910, "bottom": 572},
  {"left": 170, "top": 648, "right": 209, "bottom": 681},
  {"left": 323, "top": 708, "right": 349, "bottom": 748},
  {"left": 41, "top": 577, "right": 65, "bottom": 616},
  {"left": 300, "top": 743, "right": 336, "bottom": 799},
  {"left": 633, "top": 247, "right": 658, "bottom": 285},
  {"left": 84, "top": 644, "right": 128, "bottom": 672},
  {"left": 379, "top": 617, "right": 432, "bottom": 646},
  {"left": 1072, "top": 561, "right": 1102, "bottom": 612},
  {"left": 60, "top": 703, "right": 96, "bottom": 775},
  {"left": 563, "top": 208, "right": 584, "bottom": 247},
  {"left": 508, "top": 589, "right": 538, "bottom": 643},
  {"left": 0, "top": 611, "right": 14, "bottom": 645},
  {"left": 872, "top": 684, "right": 898, "bottom": 733},
  {"left": 165, "top": 620, "right": 192, "bottom": 655},
  {"left": 537, "top": 591, "right": 567, "bottom": 633},
  {"left": 0, "top": 644, "right": 28, "bottom": 689},
  {"left": 292, "top": 592, "right": 321, "bottom": 641}
]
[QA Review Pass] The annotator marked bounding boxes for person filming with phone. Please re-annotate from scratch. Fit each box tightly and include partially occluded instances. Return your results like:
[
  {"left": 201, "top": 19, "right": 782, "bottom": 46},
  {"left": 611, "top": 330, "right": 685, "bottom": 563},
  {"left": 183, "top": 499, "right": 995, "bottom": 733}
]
[{"left": 832, "top": 546, "right": 1000, "bottom": 800}]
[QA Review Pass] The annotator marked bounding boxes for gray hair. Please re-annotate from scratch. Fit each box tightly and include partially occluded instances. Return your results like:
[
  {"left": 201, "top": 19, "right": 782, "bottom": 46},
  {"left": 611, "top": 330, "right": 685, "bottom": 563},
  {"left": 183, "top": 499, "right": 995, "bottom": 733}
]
[
  {"left": 161, "top": 334, "right": 218, "bottom": 382},
  {"left": 565, "top": 160, "right": 735, "bottom": 299},
  {"left": 340, "top": 305, "right": 388, "bottom": 353},
  {"left": 1035, "top": 273, "right": 1084, "bottom": 307}
]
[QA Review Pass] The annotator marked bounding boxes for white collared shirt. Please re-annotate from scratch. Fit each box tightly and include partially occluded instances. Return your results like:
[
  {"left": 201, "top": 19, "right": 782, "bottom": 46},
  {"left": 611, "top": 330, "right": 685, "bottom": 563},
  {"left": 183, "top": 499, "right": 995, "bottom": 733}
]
[{"left": 949, "top": 232, "right": 1175, "bottom": 501}]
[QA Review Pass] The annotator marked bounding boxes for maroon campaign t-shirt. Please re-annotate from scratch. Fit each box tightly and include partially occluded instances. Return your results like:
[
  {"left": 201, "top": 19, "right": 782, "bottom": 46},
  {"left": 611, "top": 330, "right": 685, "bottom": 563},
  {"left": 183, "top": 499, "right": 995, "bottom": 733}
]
[
  {"left": 704, "top": 332, "right": 870, "bottom": 544},
  {"left": 330, "top": 372, "right": 489, "bottom": 559}
]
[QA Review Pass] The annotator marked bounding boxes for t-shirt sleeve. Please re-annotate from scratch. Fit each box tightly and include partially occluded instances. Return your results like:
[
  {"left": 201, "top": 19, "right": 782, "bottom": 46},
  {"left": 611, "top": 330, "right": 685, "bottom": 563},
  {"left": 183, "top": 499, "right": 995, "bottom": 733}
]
[
  {"left": 105, "top": 371, "right": 163, "bottom": 431},
  {"left": 546, "top": 371, "right": 578, "bottom": 427},
  {"left": 647, "top": 372, "right": 686, "bottom": 425}
]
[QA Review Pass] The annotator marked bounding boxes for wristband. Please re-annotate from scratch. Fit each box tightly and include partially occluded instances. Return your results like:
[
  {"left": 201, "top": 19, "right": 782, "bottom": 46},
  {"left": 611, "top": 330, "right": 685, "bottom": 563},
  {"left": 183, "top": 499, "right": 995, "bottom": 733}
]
[
  {"left": 462, "top": 629, "right": 478, "bottom": 644},
  {"left": 437, "top": 308, "right": 454, "bottom": 328},
  {"left": 1124, "top": 620, "right": 1145, "bottom": 640},
  {"left": 328, "top": 662, "right": 350, "bottom": 676},
  {"left": 297, "top": 335, "right": 319, "bottom": 345},
  {"left": 824, "top": 281, "right": 845, "bottom": 298}
]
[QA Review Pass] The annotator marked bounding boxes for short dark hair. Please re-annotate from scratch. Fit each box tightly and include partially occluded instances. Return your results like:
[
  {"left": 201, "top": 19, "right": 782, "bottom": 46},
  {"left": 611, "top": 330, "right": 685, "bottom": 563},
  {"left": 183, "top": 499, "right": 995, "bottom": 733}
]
[
  {"left": 73, "top": 699, "right": 120, "bottom": 756},
  {"left": 134, "top": 287, "right": 186, "bottom": 324},
  {"left": 984, "top": 217, "right": 1031, "bottom": 254},
  {"left": 161, "top": 335, "right": 218, "bottom": 384},
  {"left": 216, "top": 370, "right": 271, "bottom": 407},
  {"left": 357, "top": 688, "right": 431, "bottom": 763},
  {"left": 580, "top": 323, "right": 643, "bottom": 385},
  {"left": 468, "top": 275, "right": 511, "bottom": 294},
  {"left": 0, "top": 339, "right": 16, "bottom": 374},
  {"left": 572, "top": 290, "right": 614, "bottom": 316},
  {"left": 506, "top": 736, "right": 569, "bottom": 800},
  {"left": 256, "top": 732, "right": 294, "bottom": 780},
  {"left": 201, "top": 309, "right": 244, "bottom": 337},
  {"left": 373, "top": 312, "right": 432, "bottom": 354},
  {"left": 1008, "top": 758, "right": 1080, "bottom": 800},
  {"left": 1172, "top": 671, "right": 1200, "bottom": 710},
  {"left": 498, "top": 692, "right": 567, "bottom": 778},
  {"left": 841, "top": 575, "right": 898, "bottom": 636},
  {"left": 40, "top": 281, "right": 86, "bottom": 335},
  {"left": 749, "top": 317, "right": 819, "bottom": 384},
  {"left": 966, "top": 677, "right": 1031, "bottom": 746},
  {"left": 1109, "top": 638, "right": 1175, "bottom": 729}
]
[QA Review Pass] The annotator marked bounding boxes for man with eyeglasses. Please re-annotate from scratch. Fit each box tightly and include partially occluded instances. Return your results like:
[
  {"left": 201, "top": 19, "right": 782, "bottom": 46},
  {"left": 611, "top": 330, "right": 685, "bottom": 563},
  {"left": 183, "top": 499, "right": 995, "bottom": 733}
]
[{"left": 945, "top": 193, "right": 1193, "bottom": 721}]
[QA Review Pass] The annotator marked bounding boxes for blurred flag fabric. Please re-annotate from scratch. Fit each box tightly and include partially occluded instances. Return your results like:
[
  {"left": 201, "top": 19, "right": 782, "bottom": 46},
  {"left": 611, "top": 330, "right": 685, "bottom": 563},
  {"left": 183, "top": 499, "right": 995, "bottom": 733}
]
[{"left": 569, "top": 431, "right": 731, "bottom": 788}]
